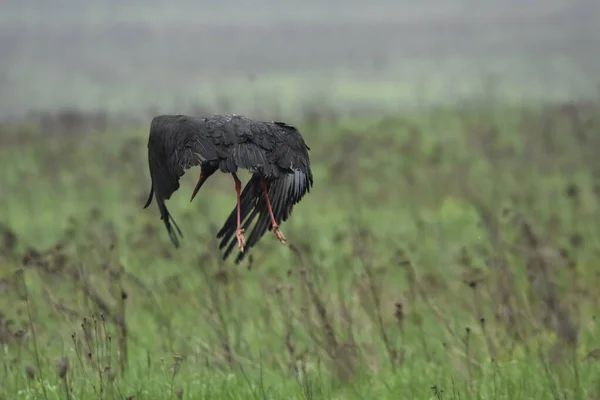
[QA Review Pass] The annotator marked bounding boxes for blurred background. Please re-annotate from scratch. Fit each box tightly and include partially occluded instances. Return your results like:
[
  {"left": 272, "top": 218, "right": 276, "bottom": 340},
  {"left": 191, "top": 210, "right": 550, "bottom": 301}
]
[
  {"left": 1, "top": 1, "right": 600, "bottom": 398},
  {"left": 2, "top": 0, "right": 599, "bottom": 121}
]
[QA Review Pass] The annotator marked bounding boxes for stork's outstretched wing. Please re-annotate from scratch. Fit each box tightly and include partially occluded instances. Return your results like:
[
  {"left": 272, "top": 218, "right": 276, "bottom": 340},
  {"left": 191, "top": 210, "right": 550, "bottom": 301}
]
[
  {"left": 216, "top": 120, "right": 313, "bottom": 262},
  {"left": 144, "top": 115, "right": 225, "bottom": 247}
]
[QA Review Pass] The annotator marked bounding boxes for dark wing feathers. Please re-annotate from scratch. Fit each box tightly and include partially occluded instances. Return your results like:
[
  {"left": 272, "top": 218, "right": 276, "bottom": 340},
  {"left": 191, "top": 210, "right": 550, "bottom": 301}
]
[
  {"left": 218, "top": 143, "right": 270, "bottom": 175},
  {"left": 216, "top": 119, "right": 313, "bottom": 262},
  {"left": 146, "top": 115, "right": 224, "bottom": 203},
  {"left": 231, "top": 142, "right": 281, "bottom": 175},
  {"left": 145, "top": 114, "right": 313, "bottom": 254},
  {"left": 217, "top": 169, "right": 312, "bottom": 263},
  {"left": 217, "top": 175, "right": 262, "bottom": 254},
  {"left": 145, "top": 115, "right": 224, "bottom": 247},
  {"left": 237, "top": 170, "right": 311, "bottom": 263},
  {"left": 267, "top": 123, "right": 311, "bottom": 171}
]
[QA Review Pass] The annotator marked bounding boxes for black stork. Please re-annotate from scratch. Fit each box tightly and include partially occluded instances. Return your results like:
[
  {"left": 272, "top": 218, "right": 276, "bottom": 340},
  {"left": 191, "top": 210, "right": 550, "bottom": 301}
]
[{"left": 143, "top": 114, "right": 313, "bottom": 263}]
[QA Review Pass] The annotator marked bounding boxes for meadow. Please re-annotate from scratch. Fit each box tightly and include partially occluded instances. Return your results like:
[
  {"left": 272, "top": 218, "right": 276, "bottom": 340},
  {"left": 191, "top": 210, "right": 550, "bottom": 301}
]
[
  {"left": 1, "top": 97, "right": 600, "bottom": 399},
  {"left": 2, "top": 2, "right": 600, "bottom": 398}
]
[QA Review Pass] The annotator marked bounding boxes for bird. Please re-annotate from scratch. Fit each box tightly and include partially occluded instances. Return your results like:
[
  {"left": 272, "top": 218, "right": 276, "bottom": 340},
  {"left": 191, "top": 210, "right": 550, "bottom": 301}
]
[{"left": 143, "top": 114, "right": 313, "bottom": 263}]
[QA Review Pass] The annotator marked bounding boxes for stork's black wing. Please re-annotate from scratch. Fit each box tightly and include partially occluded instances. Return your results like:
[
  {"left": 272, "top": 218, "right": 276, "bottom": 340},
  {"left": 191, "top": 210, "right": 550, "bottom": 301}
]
[
  {"left": 216, "top": 121, "right": 313, "bottom": 262},
  {"left": 144, "top": 114, "right": 312, "bottom": 251},
  {"left": 218, "top": 169, "right": 312, "bottom": 263},
  {"left": 144, "top": 115, "right": 227, "bottom": 247}
]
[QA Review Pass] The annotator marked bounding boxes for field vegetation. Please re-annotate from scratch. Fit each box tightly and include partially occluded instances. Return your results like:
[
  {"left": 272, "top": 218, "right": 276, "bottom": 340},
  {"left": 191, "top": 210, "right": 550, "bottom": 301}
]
[
  {"left": 1, "top": 98, "right": 600, "bottom": 399},
  {"left": 1, "top": 1, "right": 600, "bottom": 398}
]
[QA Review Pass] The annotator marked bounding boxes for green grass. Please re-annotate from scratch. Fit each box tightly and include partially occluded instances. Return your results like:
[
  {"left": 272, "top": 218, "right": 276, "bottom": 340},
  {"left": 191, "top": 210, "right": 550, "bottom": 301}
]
[{"left": 1, "top": 100, "right": 600, "bottom": 399}]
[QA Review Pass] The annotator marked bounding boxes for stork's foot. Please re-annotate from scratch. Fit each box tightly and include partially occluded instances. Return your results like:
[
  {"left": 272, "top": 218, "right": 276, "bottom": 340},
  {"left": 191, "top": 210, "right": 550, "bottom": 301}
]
[
  {"left": 273, "top": 226, "right": 287, "bottom": 245},
  {"left": 236, "top": 228, "right": 246, "bottom": 253}
]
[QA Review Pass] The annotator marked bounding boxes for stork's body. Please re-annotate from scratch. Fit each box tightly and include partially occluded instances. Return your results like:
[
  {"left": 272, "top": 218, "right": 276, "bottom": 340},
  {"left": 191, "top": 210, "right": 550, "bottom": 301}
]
[{"left": 143, "top": 114, "right": 313, "bottom": 263}]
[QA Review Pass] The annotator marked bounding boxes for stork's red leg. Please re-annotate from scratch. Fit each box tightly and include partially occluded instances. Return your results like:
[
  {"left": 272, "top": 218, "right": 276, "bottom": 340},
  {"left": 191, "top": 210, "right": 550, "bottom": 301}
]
[
  {"left": 190, "top": 171, "right": 206, "bottom": 202},
  {"left": 260, "top": 177, "right": 287, "bottom": 245},
  {"left": 232, "top": 173, "right": 246, "bottom": 253}
]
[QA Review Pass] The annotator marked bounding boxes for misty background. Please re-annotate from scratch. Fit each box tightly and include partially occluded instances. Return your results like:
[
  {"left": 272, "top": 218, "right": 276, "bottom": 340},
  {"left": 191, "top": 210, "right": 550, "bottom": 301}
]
[{"left": 2, "top": 0, "right": 599, "bottom": 121}]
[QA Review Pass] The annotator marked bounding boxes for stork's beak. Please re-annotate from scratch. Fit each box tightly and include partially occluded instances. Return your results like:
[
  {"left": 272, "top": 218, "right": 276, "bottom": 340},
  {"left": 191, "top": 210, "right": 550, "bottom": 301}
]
[{"left": 190, "top": 172, "right": 205, "bottom": 202}]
